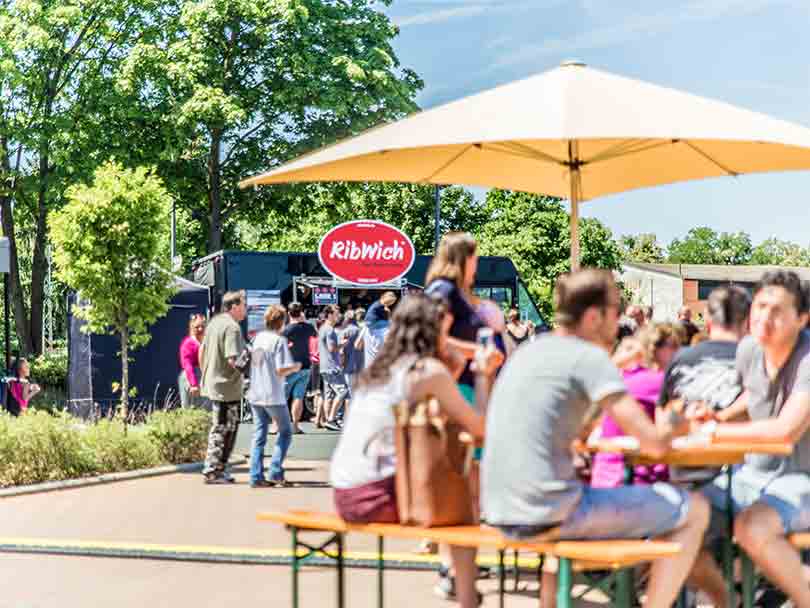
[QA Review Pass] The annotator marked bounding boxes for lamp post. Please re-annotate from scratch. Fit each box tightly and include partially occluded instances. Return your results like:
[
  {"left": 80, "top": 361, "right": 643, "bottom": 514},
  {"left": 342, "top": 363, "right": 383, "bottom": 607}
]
[{"left": 433, "top": 185, "right": 442, "bottom": 252}]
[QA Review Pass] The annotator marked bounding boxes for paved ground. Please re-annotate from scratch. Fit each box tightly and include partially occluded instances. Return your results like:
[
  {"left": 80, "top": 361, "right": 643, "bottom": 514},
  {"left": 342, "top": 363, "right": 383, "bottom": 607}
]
[
  {"left": 0, "top": 458, "right": 607, "bottom": 607},
  {"left": 234, "top": 421, "right": 340, "bottom": 461}
]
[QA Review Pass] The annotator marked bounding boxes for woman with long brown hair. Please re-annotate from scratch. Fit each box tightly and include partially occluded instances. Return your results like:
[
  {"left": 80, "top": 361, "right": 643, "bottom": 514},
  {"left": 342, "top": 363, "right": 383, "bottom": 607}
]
[{"left": 330, "top": 294, "right": 500, "bottom": 608}]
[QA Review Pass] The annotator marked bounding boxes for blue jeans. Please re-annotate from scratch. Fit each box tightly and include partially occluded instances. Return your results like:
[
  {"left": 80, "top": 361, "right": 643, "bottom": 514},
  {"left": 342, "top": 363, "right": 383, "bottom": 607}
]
[{"left": 250, "top": 404, "right": 293, "bottom": 482}]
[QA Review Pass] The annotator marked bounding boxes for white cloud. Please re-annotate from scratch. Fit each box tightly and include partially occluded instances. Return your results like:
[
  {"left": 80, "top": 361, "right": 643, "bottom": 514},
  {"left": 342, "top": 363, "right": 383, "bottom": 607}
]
[
  {"left": 492, "top": 0, "right": 793, "bottom": 69},
  {"left": 393, "top": 0, "right": 557, "bottom": 28},
  {"left": 394, "top": 6, "right": 487, "bottom": 27}
]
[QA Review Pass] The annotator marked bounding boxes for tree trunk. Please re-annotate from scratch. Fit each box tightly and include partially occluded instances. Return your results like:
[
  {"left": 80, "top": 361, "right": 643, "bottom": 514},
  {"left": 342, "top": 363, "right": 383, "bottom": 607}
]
[
  {"left": 120, "top": 323, "right": 129, "bottom": 421},
  {"left": 207, "top": 129, "right": 223, "bottom": 253},
  {"left": 29, "top": 145, "right": 50, "bottom": 355}
]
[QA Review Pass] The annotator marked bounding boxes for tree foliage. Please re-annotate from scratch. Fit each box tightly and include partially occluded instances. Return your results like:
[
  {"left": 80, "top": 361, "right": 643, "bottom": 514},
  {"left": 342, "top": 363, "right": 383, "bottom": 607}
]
[
  {"left": 667, "top": 227, "right": 753, "bottom": 265},
  {"left": 49, "top": 162, "right": 175, "bottom": 417},
  {"left": 120, "top": 0, "right": 423, "bottom": 254},
  {"left": 619, "top": 233, "right": 665, "bottom": 263},
  {"left": 476, "top": 190, "right": 623, "bottom": 318},
  {"left": 750, "top": 237, "right": 810, "bottom": 266}
]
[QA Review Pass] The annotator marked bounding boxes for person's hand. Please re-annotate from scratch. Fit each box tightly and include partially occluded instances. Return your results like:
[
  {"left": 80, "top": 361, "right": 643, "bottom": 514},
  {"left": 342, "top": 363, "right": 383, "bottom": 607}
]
[
  {"left": 684, "top": 401, "right": 714, "bottom": 424},
  {"left": 30, "top": 384, "right": 41, "bottom": 397},
  {"left": 472, "top": 346, "right": 504, "bottom": 377},
  {"left": 189, "top": 386, "right": 201, "bottom": 397}
]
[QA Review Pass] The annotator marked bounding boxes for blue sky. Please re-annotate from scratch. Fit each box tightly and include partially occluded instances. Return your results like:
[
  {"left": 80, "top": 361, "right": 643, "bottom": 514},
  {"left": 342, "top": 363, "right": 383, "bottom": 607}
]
[{"left": 382, "top": 0, "right": 810, "bottom": 249}]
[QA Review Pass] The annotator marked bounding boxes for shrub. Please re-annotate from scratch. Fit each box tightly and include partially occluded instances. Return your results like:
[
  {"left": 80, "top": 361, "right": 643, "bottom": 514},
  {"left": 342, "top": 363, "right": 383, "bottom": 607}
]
[
  {"left": 144, "top": 408, "right": 210, "bottom": 464},
  {"left": 30, "top": 346, "right": 69, "bottom": 390},
  {"left": 83, "top": 420, "right": 161, "bottom": 472},
  {"left": 0, "top": 408, "right": 212, "bottom": 487},
  {"left": 0, "top": 411, "right": 95, "bottom": 486}
]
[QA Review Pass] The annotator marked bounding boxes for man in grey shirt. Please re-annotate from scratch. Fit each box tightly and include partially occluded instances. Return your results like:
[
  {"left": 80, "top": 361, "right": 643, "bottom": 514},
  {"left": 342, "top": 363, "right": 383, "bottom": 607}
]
[
  {"left": 686, "top": 271, "right": 810, "bottom": 607},
  {"left": 482, "top": 269, "right": 710, "bottom": 608},
  {"left": 319, "top": 305, "right": 348, "bottom": 431}
]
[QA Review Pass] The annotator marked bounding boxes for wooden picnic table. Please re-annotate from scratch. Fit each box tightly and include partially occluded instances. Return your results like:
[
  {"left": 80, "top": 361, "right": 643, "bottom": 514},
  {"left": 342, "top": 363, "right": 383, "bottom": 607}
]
[
  {"left": 587, "top": 437, "right": 794, "bottom": 608},
  {"left": 588, "top": 437, "right": 794, "bottom": 467}
]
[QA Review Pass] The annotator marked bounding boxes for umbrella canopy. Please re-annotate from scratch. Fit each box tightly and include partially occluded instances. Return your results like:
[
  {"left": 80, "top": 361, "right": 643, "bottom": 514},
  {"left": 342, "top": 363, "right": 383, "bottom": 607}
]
[{"left": 240, "top": 61, "right": 810, "bottom": 269}]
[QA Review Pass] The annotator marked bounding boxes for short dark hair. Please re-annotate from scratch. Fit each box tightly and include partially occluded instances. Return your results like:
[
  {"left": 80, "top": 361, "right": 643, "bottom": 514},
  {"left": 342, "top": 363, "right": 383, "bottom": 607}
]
[
  {"left": 754, "top": 271, "right": 809, "bottom": 314},
  {"left": 554, "top": 269, "right": 617, "bottom": 328},
  {"left": 707, "top": 285, "right": 751, "bottom": 328},
  {"left": 222, "top": 290, "right": 245, "bottom": 311},
  {"left": 288, "top": 302, "right": 304, "bottom": 319},
  {"left": 324, "top": 304, "right": 340, "bottom": 317}
]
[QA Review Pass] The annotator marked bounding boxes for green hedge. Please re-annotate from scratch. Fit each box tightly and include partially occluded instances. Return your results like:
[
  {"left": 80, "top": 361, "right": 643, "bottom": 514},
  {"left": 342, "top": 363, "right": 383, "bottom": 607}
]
[{"left": 0, "top": 408, "right": 211, "bottom": 487}]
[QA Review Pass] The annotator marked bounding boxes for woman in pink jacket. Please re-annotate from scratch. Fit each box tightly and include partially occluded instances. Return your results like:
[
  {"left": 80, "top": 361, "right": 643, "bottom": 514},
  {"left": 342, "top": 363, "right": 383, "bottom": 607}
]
[
  {"left": 5, "top": 358, "right": 40, "bottom": 416},
  {"left": 178, "top": 314, "right": 206, "bottom": 407}
]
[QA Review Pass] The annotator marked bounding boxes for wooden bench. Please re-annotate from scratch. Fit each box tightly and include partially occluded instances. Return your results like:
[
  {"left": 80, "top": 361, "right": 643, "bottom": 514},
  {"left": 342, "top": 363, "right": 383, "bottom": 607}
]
[{"left": 258, "top": 510, "right": 681, "bottom": 608}]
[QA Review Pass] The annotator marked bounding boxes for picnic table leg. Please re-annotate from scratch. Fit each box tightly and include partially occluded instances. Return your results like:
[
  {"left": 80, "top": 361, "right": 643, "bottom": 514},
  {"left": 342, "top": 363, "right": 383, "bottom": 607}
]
[
  {"left": 724, "top": 466, "right": 736, "bottom": 608},
  {"left": 556, "top": 557, "right": 573, "bottom": 608},
  {"left": 336, "top": 533, "right": 346, "bottom": 608},
  {"left": 740, "top": 551, "right": 755, "bottom": 608},
  {"left": 377, "top": 536, "right": 384, "bottom": 608},
  {"left": 614, "top": 567, "right": 634, "bottom": 608},
  {"left": 291, "top": 526, "right": 299, "bottom": 608},
  {"left": 513, "top": 549, "right": 520, "bottom": 591},
  {"left": 498, "top": 549, "right": 506, "bottom": 608}
]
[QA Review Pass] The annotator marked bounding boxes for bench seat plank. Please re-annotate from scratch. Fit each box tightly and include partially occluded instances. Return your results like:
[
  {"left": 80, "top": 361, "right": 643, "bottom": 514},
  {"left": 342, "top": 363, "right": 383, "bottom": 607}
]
[{"left": 258, "top": 510, "right": 680, "bottom": 570}]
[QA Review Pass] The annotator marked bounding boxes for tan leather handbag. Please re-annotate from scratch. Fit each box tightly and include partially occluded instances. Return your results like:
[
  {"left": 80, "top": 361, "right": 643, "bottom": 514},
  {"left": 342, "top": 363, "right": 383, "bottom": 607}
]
[{"left": 394, "top": 396, "right": 475, "bottom": 527}]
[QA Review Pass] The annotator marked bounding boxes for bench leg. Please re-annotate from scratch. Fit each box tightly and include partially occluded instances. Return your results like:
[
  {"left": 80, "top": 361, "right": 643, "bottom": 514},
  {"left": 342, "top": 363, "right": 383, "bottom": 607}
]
[
  {"left": 741, "top": 551, "right": 755, "bottom": 608},
  {"left": 724, "top": 466, "right": 736, "bottom": 608},
  {"left": 336, "top": 533, "right": 345, "bottom": 608},
  {"left": 377, "top": 536, "right": 384, "bottom": 608},
  {"left": 291, "top": 526, "right": 299, "bottom": 608},
  {"left": 556, "top": 557, "right": 572, "bottom": 608},
  {"left": 498, "top": 549, "right": 506, "bottom": 608},
  {"left": 614, "top": 568, "right": 634, "bottom": 608}
]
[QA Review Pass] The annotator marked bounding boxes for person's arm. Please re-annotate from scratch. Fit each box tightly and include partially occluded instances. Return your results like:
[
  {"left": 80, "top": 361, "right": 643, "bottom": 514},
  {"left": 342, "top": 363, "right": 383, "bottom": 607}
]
[
  {"left": 711, "top": 390, "right": 810, "bottom": 443},
  {"left": 275, "top": 340, "right": 302, "bottom": 378},
  {"left": 408, "top": 360, "right": 486, "bottom": 440},
  {"left": 224, "top": 324, "right": 242, "bottom": 369},
  {"left": 602, "top": 392, "right": 683, "bottom": 458},
  {"left": 354, "top": 326, "right": 367, "bottom": 350},
  {"left": 472, "top": 346, "right": 504, "bottom": 416},
  {"left": 715, "top": 391, "right": 750, "bottom": 422}
]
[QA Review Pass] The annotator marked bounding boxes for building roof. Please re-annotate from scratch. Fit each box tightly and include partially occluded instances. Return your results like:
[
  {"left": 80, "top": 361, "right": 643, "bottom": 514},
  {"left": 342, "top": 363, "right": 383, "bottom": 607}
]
[{"left": 622, "top": 261, "right": 810, "bottom": 282}]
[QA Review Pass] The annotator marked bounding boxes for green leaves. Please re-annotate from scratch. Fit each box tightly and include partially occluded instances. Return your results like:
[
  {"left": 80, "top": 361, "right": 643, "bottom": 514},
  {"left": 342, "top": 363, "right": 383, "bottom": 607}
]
[{"left": 49, "top": 161, "right": 175, "bottom": 344}]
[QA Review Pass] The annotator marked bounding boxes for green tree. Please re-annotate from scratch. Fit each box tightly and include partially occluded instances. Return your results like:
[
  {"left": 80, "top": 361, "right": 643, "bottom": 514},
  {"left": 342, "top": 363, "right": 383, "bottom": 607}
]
[
  {"left": 750, "top": 237, "right": 810, "bottom": 266},
  {"left": 619, "top": 233, "right": 666, "bottom": 263},
  {"left": 49, "top": 163, "right": 175, "bottom": 418},
  {"left": 667, "top": 227, "right": 752, "bottom": 265},
  {"left": 234, "top": 183, "right": 487, "bottom": 254},
  {"left": 476, "top": 190, "right": 623, "bottom": 318},
  {"left": 120, "top": 0, "right": 423, "bottom": 254},
  {"left": 0, "top": 0, "right": 159, "bottom": 355}
]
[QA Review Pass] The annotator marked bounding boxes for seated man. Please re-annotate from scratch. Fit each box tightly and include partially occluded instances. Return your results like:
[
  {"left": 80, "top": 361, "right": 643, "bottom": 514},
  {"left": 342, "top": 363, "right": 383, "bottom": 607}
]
[
  {"left": 481, "top": 269, "right": 709, "bottom": 608},
  {"left": 686, "top": 270, "right": 810, "bottom": 607}
]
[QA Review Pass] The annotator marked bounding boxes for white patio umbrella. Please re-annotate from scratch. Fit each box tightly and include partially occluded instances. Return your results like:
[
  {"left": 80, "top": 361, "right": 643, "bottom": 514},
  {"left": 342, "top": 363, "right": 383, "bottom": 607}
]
[{"left": 240, "top": 61, "right": 810, "bottom": 270}]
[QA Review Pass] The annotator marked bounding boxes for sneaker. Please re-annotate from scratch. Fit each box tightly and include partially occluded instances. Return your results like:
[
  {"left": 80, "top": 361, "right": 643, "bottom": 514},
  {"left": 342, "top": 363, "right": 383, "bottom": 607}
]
[
  {"left": 204, "top": 474, "right": 231, "bottom": 485},
  {"left": 250, "top": 479, "right": 272, "bottom": 488},
  {"left": 324, "top": 421, "right": 342, "bottom": 432},
  {"left": 269, "top": 473, "right": 289, "bottom": 487},
  {"left": 433, "top": 570, "right": 482, "bottom": 605}
]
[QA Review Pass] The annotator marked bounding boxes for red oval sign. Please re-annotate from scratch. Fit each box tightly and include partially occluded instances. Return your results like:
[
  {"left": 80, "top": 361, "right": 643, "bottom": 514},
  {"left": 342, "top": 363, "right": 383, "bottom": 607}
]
[{"left": 318, "top": 220, "right": 416, "bottom": 286}]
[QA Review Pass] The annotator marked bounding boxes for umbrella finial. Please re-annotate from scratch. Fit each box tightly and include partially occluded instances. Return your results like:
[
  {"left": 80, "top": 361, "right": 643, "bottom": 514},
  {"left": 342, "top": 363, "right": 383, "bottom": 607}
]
[{"left": 560, "top": 59, "right": 586, "bottom": 68}]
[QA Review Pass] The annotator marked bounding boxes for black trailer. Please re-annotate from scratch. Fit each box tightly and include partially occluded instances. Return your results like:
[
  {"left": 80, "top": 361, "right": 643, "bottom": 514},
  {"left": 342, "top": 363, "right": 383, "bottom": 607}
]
[{"left": 191, "top": 250, "right": 546, "bottom": 325}]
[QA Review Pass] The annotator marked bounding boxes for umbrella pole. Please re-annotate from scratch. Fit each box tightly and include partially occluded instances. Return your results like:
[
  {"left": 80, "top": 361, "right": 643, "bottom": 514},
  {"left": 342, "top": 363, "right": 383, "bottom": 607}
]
[{"left": 568, "top": 142, "right": 581, "bottom": 272}]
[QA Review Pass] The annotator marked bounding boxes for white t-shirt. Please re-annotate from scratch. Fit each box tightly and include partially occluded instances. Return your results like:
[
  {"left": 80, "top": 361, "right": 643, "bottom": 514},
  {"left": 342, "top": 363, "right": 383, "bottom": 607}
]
[
  {"left": 246, "top": 330, "right": 295, "bottom": 406},
  {"left": 329, "top": 357, "right": 414, "bottom": 489}
]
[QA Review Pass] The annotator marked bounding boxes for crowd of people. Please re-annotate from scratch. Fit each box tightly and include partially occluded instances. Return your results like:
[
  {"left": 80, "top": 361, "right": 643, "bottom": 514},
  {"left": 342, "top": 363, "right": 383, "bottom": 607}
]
[{"left": 180, "top": 228, "right": 810, "bottom": 607}]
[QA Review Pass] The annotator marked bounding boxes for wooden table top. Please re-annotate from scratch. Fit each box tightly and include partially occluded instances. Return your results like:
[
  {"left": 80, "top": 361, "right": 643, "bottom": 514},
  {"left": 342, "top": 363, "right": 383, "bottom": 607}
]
[{"left": 587, "top": 438, "right": 793, "bottom": 467}]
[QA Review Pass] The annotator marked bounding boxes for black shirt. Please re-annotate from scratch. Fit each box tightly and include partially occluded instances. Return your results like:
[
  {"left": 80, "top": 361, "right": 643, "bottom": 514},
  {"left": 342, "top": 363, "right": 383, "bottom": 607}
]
[
  {"left": 425, "top": 278, "right": 484, "bottom": 387},
  {"left": 283, "top": 321, "right": 318, "bottom": 369}
]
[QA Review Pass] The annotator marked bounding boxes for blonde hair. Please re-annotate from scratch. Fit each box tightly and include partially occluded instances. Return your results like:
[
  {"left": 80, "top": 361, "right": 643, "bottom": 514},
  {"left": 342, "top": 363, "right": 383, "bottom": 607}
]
[
  {"left": 264, "top": 305, "right": 287, "bottom": 331},
  {"left": 636, "top": 322, "right": 679, "bottom": 369},
  {"left": 425, "top": 232, "right": 478, "bottom": 292}
]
